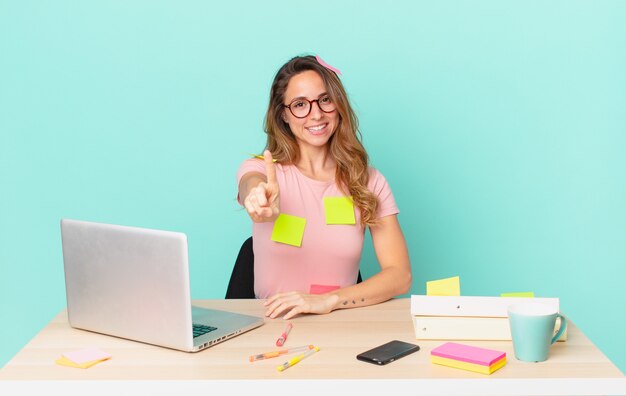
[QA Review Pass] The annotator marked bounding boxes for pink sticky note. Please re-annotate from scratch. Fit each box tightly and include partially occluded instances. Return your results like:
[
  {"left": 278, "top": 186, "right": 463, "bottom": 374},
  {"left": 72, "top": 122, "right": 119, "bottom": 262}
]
[
  {"left": 431, "top": 342, "right": 505, "bottom": 366},
  {"left": 309, "top": 284, "right": 340, "bottom": 294},
  {"left": 63, "top": 347, "right": 111, "bottom": 364}
]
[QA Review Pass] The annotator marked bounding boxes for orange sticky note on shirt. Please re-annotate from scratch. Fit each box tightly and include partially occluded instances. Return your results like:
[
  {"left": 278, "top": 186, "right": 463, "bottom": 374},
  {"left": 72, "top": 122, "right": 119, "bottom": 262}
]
[{"left": 271, "top": 213, "right": 306, "bottom": 247}]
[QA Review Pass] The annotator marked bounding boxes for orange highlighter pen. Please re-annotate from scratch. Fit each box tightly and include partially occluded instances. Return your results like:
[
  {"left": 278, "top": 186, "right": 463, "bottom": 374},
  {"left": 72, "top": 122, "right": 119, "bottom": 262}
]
[{"left": 249, "top": 345, "right": 313, "bottom": 362}]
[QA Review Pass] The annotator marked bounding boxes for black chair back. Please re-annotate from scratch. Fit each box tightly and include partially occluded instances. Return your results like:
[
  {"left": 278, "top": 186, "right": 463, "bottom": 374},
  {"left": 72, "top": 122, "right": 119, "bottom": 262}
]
[{"left": 225, "top": 237, "right": 255, "bottom": 299}]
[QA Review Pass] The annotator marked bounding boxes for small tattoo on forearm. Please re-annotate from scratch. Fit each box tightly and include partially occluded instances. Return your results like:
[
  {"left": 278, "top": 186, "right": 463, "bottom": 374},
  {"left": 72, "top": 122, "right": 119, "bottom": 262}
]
[{"left": 343, "top": 299, "right": 364, "bottom": 306}]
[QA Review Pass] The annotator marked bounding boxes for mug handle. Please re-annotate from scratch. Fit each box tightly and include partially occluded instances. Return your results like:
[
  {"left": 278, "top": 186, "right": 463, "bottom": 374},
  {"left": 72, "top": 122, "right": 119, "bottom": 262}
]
[{"left": 551, "top": 313, "right": 567, "bottom": 344}]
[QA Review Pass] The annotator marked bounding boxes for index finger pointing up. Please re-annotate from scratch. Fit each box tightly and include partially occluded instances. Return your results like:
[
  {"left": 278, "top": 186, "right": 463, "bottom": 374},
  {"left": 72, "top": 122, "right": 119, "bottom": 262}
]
[{"left": 264, "top": 150, "right": 277, "bottom": 185}]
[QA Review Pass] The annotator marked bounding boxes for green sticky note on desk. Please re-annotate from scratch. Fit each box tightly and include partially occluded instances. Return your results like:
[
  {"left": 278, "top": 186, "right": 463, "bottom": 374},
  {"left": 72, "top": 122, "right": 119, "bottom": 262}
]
[
  {"left": 501, "top": 292, "right": 535, "bottom": 298},
  {"left": 323, "top": 196, "right": 356, "bottom": 225},
  {"left": 271, "top": 213, "right": 306, "bottom": 247},
  {"left": 426, "top": 276, "right": 461, "bottom": 296}
]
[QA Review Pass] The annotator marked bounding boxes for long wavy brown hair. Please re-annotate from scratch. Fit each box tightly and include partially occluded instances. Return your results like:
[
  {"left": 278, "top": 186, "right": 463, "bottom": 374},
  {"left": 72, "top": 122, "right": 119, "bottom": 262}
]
[{"left": 264, "top": 55, "right": 379, "bottom": 226}]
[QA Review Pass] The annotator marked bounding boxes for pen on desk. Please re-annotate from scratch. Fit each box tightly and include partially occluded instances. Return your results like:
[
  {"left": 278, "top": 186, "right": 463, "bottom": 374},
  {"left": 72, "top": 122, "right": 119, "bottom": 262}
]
[
  {"left": 276, "top": 322, "right": 293, "bottom": 346},
  {"left": 249, "top": 345, "right": 314, "bottom": 362},
  {"left": 277, "top": 346, "right": 320, "bottom": 372}
]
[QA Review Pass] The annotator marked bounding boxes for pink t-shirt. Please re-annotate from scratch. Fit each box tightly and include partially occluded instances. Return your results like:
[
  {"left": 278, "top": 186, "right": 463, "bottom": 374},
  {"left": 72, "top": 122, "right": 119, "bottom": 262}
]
[{"left": 237, "top": 159, "right": 399, "bottom": 299}]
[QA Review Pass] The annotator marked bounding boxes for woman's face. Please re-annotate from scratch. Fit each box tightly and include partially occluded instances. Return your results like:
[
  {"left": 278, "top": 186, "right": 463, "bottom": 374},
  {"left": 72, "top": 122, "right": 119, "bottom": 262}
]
[{"left": 282, "top": 70, "right": 339, "bottom": 152}]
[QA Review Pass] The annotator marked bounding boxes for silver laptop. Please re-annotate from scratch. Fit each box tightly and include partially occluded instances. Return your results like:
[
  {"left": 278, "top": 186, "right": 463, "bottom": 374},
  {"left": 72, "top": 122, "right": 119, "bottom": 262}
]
[{"left": 60, "top": 219, "right": 264, "bottom": 352}]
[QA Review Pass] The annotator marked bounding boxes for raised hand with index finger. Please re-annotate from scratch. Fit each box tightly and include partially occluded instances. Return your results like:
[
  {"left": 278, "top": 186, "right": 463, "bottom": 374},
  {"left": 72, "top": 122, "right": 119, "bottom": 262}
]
[{"left": 243, "top": 150, "right": 280, "bottom": 223}]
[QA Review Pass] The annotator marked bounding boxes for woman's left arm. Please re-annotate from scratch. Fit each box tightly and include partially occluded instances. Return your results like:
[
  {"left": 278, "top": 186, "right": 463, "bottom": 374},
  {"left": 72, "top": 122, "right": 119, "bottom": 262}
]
[{"left": 264, "top": 214, "right": 412, "bottom": 319}]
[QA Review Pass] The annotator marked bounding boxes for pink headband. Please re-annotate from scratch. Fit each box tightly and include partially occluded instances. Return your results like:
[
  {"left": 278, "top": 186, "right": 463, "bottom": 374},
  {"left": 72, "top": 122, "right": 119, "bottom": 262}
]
[{"left": 316, "top": 55, "right": 342, "bottom": 76}]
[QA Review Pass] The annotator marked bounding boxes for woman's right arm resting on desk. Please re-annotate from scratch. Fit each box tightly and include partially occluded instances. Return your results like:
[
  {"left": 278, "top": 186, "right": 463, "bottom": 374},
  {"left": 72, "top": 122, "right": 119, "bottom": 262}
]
[{"left": 264, "top": 213, "right": 412, "bottom": 319}]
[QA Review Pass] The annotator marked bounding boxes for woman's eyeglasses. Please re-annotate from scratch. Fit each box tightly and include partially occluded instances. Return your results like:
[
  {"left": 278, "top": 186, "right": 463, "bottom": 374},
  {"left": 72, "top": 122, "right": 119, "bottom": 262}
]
[{"left": 284, "top": 95, "right": 336, "bottom": 119}]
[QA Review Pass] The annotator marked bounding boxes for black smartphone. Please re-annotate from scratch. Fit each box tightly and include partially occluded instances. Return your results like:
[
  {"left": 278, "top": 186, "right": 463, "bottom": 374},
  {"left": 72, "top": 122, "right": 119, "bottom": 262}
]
[{"left": 356, "top": 340, "right": 420, "bottom": 365}]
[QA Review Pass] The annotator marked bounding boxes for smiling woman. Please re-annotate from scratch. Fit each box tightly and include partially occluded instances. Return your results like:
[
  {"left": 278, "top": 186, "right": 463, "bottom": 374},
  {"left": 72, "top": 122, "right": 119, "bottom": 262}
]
[{"left": 235, "top": 55, "right": 412, "bottom": 319}]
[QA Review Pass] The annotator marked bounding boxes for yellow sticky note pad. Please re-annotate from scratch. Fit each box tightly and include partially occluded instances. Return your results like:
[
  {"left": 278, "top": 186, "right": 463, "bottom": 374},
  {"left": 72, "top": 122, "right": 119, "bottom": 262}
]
[
  {"left": 55, "top": 356, "right": 109, "bottom": 369},
  {"left": 271, "top": 213, "right": 306, "bottom": 247},
  {"left": 323, "top": 196, "right": 356, "bottom": 225},
  {"left": 501, "top": 292, "right": 535, "bottom": 298},
  {"left": 427, "top": 276, "right": 461, "bottom": 296}
]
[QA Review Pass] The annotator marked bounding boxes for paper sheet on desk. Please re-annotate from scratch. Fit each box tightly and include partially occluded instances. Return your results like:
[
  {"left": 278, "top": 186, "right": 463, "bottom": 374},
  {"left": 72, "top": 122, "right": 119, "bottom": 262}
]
[
  {"left": 63, "top": 347, "right": 111, "bottom": 364},
  {"left": 56, "top": 347, "right": 111, "bottom": 369}
]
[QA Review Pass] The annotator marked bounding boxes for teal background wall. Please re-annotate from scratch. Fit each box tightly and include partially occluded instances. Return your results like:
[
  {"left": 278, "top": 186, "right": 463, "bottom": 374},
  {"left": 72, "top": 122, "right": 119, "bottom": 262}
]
[{"left": 1, "top": 1, "right": 624, "bottom": 373}]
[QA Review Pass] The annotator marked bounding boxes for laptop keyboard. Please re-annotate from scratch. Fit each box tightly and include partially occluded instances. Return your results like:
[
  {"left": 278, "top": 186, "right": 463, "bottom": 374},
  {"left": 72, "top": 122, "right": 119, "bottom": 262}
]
[{"left": 193, "top": 324, "right": 217, "bottom": 338}]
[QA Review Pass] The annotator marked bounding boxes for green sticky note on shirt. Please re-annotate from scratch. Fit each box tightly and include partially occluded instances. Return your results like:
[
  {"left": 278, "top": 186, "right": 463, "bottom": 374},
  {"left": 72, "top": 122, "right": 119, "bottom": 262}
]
[
  {"left": 323, "top": 196, "right": 356, "bottom": 225},
  {"left": 271, "top": 213, "right": 306, "bottom": 247}
]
